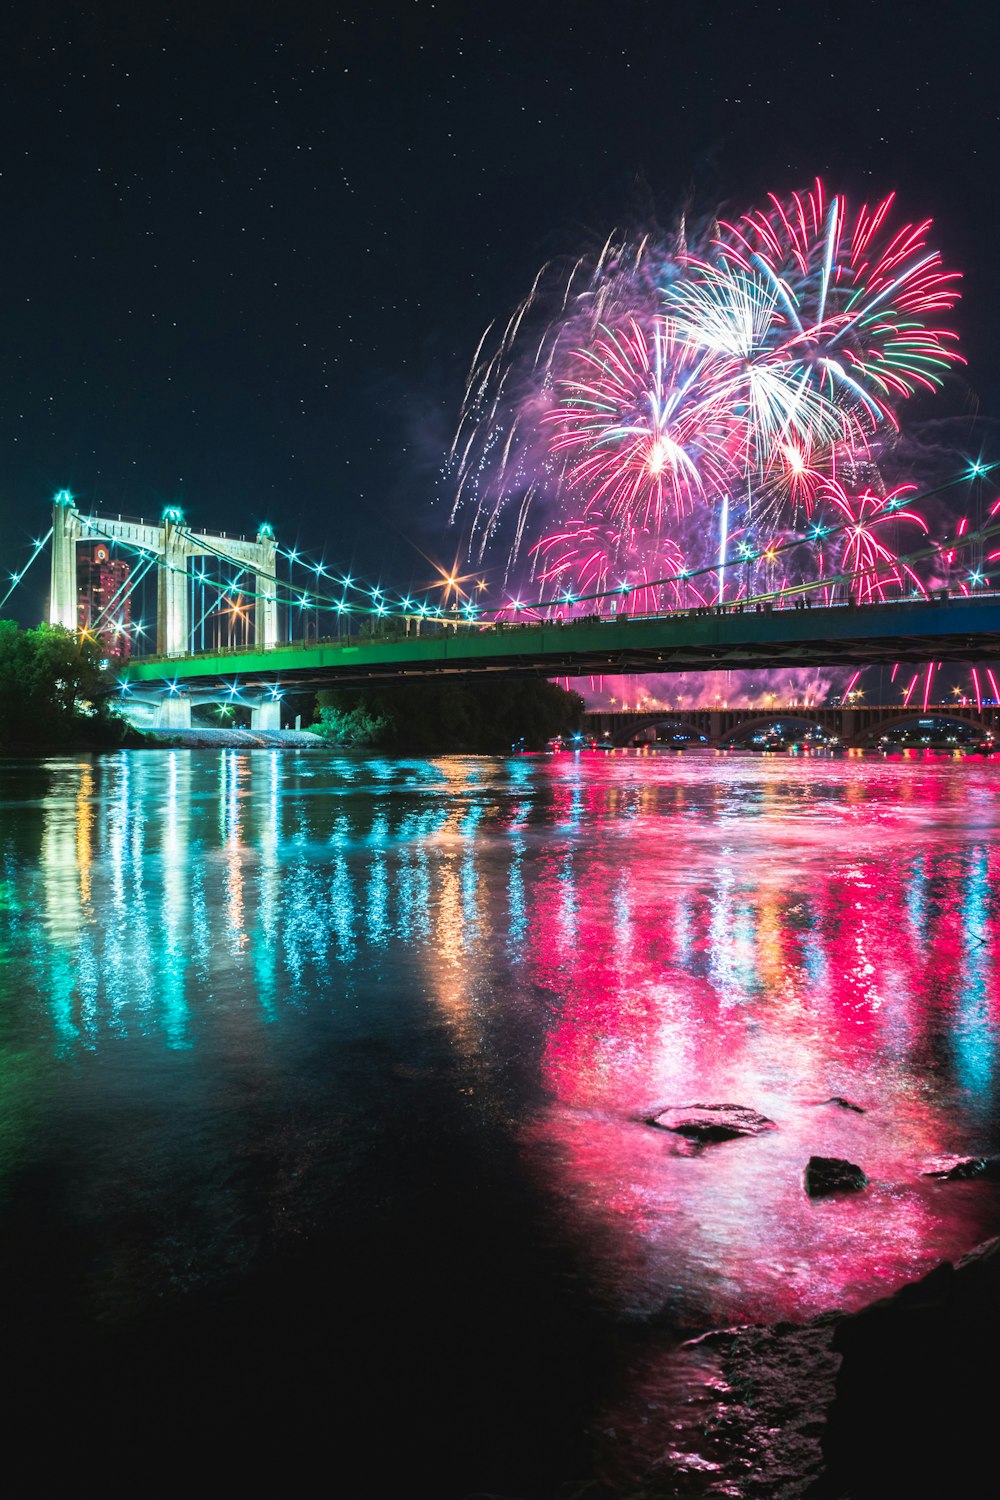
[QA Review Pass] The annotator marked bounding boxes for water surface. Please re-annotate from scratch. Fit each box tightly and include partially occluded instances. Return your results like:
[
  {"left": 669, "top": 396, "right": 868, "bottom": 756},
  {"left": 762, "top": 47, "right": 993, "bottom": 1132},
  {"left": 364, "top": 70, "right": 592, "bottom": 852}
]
[{"left": 2, "top": 749, "right": 999, "bottom": 1491}]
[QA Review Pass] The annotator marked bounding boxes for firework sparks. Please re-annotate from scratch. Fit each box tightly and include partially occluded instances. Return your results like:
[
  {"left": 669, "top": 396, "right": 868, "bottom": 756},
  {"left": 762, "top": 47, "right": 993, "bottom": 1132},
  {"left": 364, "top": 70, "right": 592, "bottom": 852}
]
[
  {"left": 448, "top": 180, "right": 962, "bottom": 618},
  {"left": 543, "top": 316, "right": 734, "bottom": 527},
  {"left": 717, "top": 180, "right": 963, "bottom": 413},
  {"left": 816, "top": 481, "right": 929, "bottom": 602}
]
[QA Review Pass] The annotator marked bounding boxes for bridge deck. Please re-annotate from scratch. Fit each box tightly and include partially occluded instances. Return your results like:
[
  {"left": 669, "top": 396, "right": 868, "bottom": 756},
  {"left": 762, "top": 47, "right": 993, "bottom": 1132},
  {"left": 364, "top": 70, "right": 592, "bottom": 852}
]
[{"left": 118, "top": 593, "right": 1000, "bottom": 691}]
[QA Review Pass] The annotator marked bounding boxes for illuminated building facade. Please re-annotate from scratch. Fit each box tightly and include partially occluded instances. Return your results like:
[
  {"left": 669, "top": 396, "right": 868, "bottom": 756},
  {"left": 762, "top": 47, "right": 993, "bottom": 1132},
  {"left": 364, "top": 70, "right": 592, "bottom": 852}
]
[{"left": 77, "top": 542, "right": 133, "bottom": 657}]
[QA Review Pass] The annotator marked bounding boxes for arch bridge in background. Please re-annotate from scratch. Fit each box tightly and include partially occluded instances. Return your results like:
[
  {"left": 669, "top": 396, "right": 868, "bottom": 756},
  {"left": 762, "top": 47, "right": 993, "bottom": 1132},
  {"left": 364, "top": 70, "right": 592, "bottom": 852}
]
[{"left": 584, "top": 703, "right": 1000, "bottom": 749}]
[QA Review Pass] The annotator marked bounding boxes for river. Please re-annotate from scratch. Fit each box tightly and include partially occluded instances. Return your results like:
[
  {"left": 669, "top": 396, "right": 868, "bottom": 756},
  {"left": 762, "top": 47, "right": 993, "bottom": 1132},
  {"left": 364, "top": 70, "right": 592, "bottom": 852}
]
[{"left": 2, "top": 748, "right": 999, "bottom": 1492}]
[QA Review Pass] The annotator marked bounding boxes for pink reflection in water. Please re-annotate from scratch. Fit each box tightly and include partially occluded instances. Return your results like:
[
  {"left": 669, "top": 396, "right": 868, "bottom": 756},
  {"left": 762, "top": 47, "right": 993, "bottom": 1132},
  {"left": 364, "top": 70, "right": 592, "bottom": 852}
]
[{"left": 516, "top": 756, "right": 1000, "bottom": 1327}]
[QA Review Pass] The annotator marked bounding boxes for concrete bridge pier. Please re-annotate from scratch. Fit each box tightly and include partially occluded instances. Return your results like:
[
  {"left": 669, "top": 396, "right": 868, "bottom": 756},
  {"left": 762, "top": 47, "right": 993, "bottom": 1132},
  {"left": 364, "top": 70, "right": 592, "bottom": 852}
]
[
  {"left": 250, "top": 698, "right": 281, "bottom": 731},
  {"left": 156, "top": 695, "right": 192, "bottom": 730},
  {"left": 134, "top": 692, "right": 280, "bottom": 732}
]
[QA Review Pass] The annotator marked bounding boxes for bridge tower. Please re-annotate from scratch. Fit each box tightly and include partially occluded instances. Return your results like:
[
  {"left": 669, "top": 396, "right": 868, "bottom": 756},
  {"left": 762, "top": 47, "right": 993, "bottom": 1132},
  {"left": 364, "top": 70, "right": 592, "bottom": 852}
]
[
  {"left": 49, "top": 491, "right": 83, "bottom": 631},
  {"left": 49, "top": 496, "right": 283, "bottom": 730},
  {"left": 254, "top": 522, "right": 279, "bottom": 655},
  {"left": 156, "top": 506, "right": 189, "bottom": 659}
]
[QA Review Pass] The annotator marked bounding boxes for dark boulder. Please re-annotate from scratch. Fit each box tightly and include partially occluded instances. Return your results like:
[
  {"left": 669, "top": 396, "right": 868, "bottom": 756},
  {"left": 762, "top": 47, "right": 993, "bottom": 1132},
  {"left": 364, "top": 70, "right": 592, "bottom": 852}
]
[
  {"left": 923, "top": 1155, "right": 1000, "bottom": 1181},
  {"left": 819, "top": 1095, "right": 866, "bottom": 1113},
  {"left": 644, "top": 1103, "right": 776, "bottom": 1143},
  {"left": 804, "top": 1156, "right": 867, "bottom": 1196},
  {"left": 816, "top": 1237, "right": 1000, "bottom": 1497}
]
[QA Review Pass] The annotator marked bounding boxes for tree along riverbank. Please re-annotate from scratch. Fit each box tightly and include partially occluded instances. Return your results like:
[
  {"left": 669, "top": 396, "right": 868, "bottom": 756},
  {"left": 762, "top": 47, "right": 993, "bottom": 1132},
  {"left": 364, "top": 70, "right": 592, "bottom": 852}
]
[
  {"left": 0, "top": 619, "right": 145, "bottom": 753},
  {"left": 312, "top": 677, "right": 585, "bottom": 754}
]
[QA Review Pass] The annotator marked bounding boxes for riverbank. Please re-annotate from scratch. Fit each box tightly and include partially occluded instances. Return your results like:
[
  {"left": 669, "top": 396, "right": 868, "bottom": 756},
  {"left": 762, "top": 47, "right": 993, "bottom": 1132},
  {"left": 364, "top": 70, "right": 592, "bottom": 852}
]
[
  {"left": 621, "top": 1231, "right": 1000, "bottom": 1498},
  {"left": 145, "top": 726, "right": 324, "bottom": 748},
  {"left": 0, "top": 725, "right": 148, "bottom": 754},
  {"left": 1, "top": 726, "right": 325, "bottom": 753}
]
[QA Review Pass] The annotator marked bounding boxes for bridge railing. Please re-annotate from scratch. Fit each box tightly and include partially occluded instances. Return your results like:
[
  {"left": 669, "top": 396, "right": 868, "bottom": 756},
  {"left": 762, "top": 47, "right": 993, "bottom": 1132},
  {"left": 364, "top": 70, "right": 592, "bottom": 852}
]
[{"left": 123, "top": 585, "right": 1000, "bottom": 667}]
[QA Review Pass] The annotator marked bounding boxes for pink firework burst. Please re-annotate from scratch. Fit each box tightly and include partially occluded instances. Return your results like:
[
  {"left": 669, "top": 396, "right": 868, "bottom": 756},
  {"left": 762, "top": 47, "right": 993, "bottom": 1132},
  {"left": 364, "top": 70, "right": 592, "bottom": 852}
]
[
  {"left": 817, "top": 481, "right": 928, "bottom": 602},
  {"left": 717, "top": 179, "right": 963, "bottom": 421},
  {"left": 544, "top": 315, "right": 739, "bottom": 530},
  {"left": 447, "top": 182, "right": 963, "bottom": 620},
  {"left": 529, "top": 508, "right": 691, "bottom": 614}
]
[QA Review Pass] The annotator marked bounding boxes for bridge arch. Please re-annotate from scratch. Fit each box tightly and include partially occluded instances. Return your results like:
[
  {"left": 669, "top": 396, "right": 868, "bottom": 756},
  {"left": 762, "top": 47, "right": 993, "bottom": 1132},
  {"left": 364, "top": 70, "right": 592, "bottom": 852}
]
[
  {"left": 605, "top": 712, "right": 709, "bottom": 747},
  {"left": 850, "top": 710, "right": 995, "bottom": 748},
  {"left": 715, "top": 713, "right": 832, "bottom": 747}
]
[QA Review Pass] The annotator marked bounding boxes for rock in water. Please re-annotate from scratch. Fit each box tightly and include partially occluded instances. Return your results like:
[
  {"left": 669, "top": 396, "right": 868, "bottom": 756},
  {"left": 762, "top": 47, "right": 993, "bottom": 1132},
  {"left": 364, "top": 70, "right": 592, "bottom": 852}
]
[
  {"left": 804, "top": 1155, "right": 867, "bottom": 1196},
  {"left": 820, "top": 1095, "right": 866, "bottom": 1113},
  {"left": 818, "top": 1237, "right": 1000, "bottom": 1498},
  {"left": 923, "top": 1155, "right": 1000, "bottom": 1181},
  {"left": 644, "top": 1103, "right": 776, "bottom": 1143}
]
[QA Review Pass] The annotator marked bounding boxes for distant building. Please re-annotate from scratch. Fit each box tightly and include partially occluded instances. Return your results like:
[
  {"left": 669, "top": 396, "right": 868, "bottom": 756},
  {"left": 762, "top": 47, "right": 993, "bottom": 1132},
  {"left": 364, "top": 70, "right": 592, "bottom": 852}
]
[{"left": 77, "top": 543, "right": 132, "bottom": 657}]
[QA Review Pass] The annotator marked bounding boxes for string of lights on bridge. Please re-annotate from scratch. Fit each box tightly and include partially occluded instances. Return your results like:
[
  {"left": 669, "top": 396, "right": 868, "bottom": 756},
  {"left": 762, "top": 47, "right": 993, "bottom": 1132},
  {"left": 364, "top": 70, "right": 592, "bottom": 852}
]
[{"left": 2, "top": 460, "right": 1000, "bottom": 640}]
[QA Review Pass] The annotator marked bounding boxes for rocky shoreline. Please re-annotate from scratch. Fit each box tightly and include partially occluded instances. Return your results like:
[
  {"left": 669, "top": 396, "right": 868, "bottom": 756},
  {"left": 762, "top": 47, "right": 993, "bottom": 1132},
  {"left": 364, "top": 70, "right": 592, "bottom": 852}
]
[
  {"left": 583, "top": 1107, "right": 1000, "bottom": 1499},
  {"left": 1, "top": 726, "right": 327, "bottom": 753},
  {"left": 588, "top": 1231, "right": 998, "bottom": 1500},
  {"left": 651, "top": 1237, "right": 999, "bottom": 1500},
  {"left": 145, "top": 726, "right": 325, "bottom": 748},
  {"left": 814, "top": 1231, "right": 1000, "bottom": 1497}
]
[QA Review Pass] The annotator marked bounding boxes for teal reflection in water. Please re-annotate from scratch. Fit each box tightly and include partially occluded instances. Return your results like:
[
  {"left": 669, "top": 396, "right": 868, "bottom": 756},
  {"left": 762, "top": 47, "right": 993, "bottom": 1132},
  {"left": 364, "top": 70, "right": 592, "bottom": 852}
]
[
  {"left": 707, "top": 861, "right": 746, "bottom": 999},
  {"left": 507, "top": 829, "right": 527, "bottom": 955},
  {"left": 672, "top": 894, "right": 693, "bottom": 967},
  {"left": 2, "top": 747, "right": 1000, "bottom": 1344},
  {"left": 365, "top": 811, "right": 390, "bottom": 947},
  {"left": 957, "top": 844, "right": 996, "bottom": 1103}
]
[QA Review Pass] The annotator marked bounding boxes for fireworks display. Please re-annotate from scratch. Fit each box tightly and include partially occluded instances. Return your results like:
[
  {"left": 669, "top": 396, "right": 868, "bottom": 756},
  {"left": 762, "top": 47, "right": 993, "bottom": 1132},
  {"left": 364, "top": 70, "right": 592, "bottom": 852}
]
[{"left": 449, "top": 180, "right": 964, "bottom": 615}]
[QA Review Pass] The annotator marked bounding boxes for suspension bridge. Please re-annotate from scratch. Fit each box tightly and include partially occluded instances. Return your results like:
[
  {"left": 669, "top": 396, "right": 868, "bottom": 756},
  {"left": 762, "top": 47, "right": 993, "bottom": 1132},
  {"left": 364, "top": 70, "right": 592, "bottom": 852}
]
[{"left": 5, "top": 491, "right": 1000, "bottom": 731}]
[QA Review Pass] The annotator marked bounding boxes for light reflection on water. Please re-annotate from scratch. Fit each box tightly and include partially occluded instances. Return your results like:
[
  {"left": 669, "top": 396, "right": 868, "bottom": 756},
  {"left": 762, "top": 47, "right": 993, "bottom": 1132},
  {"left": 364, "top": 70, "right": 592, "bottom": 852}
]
[{"left": 3, "top": 748, "right": 1000, "bottom": 1479}]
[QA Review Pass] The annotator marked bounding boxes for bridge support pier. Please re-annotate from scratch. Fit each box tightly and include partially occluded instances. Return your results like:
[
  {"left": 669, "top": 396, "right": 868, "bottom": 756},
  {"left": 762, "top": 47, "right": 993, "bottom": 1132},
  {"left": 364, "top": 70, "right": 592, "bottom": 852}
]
[
  {"left": 250, "top": 699, "right": 282, "bottom": 732},
  {"left": 156, "top": 696, "right": 192, "bottom": 730}
]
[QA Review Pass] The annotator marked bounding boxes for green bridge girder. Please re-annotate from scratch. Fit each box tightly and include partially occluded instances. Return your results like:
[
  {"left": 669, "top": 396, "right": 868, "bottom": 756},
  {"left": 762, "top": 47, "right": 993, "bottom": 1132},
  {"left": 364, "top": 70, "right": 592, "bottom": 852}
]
[{"left": 117, "top": 593, "right": 1000, "bottom": 694}]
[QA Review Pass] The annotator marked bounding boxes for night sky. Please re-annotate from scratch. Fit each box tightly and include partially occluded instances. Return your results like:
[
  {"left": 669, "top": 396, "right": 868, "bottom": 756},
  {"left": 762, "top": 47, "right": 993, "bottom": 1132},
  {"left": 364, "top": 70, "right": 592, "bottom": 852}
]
[{"left": 2, "top": 0, "right": 998, "bottom": 623}]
